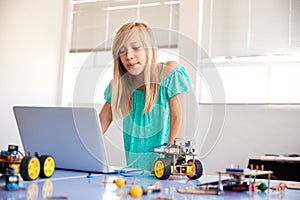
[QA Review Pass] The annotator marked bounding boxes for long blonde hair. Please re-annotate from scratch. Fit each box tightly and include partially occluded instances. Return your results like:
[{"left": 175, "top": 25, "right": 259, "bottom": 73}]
[{"left": 111, "top": 22, "right": 159, "bottom": 119}]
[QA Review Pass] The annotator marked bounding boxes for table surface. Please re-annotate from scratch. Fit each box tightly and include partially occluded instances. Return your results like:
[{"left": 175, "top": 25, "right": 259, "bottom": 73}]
[{"left": 1, "top": 170, "right": 299, "bottom": 200}]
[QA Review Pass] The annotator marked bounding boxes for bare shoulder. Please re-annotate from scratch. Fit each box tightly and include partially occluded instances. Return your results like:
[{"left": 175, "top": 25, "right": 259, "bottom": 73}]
[
  {"left": 166, "top": 61, "right": 179, "bottom": 69},
  {"left": 161, "top": 61, "right": 180, "bottom": 79}
]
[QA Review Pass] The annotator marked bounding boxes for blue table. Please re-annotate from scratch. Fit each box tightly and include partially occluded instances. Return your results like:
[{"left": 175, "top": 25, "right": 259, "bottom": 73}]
[{"left": 1, "top": 170, "right": 299, "bottom": 199}]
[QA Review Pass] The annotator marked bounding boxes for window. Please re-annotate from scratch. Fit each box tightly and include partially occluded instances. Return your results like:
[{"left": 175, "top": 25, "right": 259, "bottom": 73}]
[
  {"left": 199, "top": 54, "right": 300, "bottom": 103},
  {"left": 199, "top": 0, "right": 300, "bottom": 103},
  {"left": 70, "top": 0, "right": 179, "bottom": 52}
]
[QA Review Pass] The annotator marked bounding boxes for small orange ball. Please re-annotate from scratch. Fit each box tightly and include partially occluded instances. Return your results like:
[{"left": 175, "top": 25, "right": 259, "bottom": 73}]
[
  {"left": 113, "top": 178, "right": 127, "bottom": 188},
  {"left": 130, "top": 185, "right": 143, "bottom": 198},
  {"left": 279, "top": 182, "right": 286, "bottom": 190}
]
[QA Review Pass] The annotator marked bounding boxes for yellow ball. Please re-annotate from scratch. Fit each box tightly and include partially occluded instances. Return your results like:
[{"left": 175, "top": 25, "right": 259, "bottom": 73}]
[
  {"left": 130, "top": 185, "right": 143, "bottom": 198},
  {"left": 114, "top": 178, "right": 126, "bottom": 188}
]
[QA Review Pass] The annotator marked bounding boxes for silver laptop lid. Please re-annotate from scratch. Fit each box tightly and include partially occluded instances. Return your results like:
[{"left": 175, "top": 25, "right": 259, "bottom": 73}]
[{"left": 13, "top": 106, "right": 111, "bottom": 173}]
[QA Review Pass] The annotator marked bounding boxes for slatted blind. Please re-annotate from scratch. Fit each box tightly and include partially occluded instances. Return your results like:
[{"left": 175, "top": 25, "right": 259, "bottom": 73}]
[
  {"left": 71, "top": 0, "right": 180, "bottom": 52},
  {"left": 201, "top": 0, "right": 300, "bottom": 57}
]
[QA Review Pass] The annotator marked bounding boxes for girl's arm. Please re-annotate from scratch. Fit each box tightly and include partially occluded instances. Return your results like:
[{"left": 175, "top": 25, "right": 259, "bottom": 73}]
[
  {"left": 168, "top": 94, "right": 183, "bottom": 143},
  {"left": 99, "top": 102, "right": 113, "bottom": 134}
]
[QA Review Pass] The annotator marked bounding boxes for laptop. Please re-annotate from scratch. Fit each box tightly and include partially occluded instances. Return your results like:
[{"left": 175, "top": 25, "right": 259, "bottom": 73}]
[{"left": 13, "top": 106, "right": 118, "bottom": 174}]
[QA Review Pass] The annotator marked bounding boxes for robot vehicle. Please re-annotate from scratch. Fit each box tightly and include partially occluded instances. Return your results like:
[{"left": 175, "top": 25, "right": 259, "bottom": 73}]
[
  {"left": 153, "top": 138, "right": 203, "bottom": 180},
  {"left": 0, "top": 145, "right": 55, "bottom": 190}
]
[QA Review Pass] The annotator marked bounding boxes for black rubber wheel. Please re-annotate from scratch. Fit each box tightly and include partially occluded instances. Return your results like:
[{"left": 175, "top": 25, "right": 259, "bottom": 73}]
[
  {"left": 20, "top": 156, "right": 40, "bottom": 181},
  {"left": 153, "top": 158, "right": 171, "bottom": 180},
  {"left": 187, "top": 159, "right": 203, "bottom": 179},
  {"left": 39, "top": 155, "right": 55, "bottom": 178}
]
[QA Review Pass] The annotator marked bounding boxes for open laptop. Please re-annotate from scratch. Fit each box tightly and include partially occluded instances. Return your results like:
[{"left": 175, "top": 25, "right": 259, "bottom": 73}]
[{"left": 13, "top": 106, "right": 118, "bottom": 174}]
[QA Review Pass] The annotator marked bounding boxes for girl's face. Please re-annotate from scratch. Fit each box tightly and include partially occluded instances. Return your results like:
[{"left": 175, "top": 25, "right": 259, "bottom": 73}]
[{"left": 118, "top": 32, "right": 147, "bottom": 76}]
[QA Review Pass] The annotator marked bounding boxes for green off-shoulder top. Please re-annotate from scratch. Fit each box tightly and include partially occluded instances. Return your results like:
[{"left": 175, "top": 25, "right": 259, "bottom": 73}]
[{"left": 104, "top": 63, "right": 193, "bottom": 170}]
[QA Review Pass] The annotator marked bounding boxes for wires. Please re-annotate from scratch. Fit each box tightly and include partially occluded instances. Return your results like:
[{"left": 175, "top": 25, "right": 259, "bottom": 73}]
[
  {"left": 118, "top": 143, "right": 167, "bottom": 177},
  {"left": 18, "top": 150, "right": 24, "bottom": 157}
]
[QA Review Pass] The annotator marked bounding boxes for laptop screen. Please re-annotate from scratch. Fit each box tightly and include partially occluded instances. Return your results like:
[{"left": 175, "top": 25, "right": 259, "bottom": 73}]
[{"left": 13, "top": 106, "right": 112, "bottom": 173}]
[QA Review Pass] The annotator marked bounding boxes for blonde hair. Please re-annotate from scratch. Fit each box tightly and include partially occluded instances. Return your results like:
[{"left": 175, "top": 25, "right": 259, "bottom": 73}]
[{"left": 111, "top": 22, "right": 159, "bottom": 119}]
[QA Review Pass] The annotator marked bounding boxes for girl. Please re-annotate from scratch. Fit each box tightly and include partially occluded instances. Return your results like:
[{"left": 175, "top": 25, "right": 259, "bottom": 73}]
[{"left": 99, "top": 22, "right": 193, "bottom": 170}]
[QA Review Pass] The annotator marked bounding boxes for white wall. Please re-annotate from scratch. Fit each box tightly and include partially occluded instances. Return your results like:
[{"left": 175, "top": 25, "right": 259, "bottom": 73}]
[
  {"left": 198, "top": 104, "right": 300, "bottom": 174},
  {"left": 0, "top": 0, "right": 67, "bottom": 150}
]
